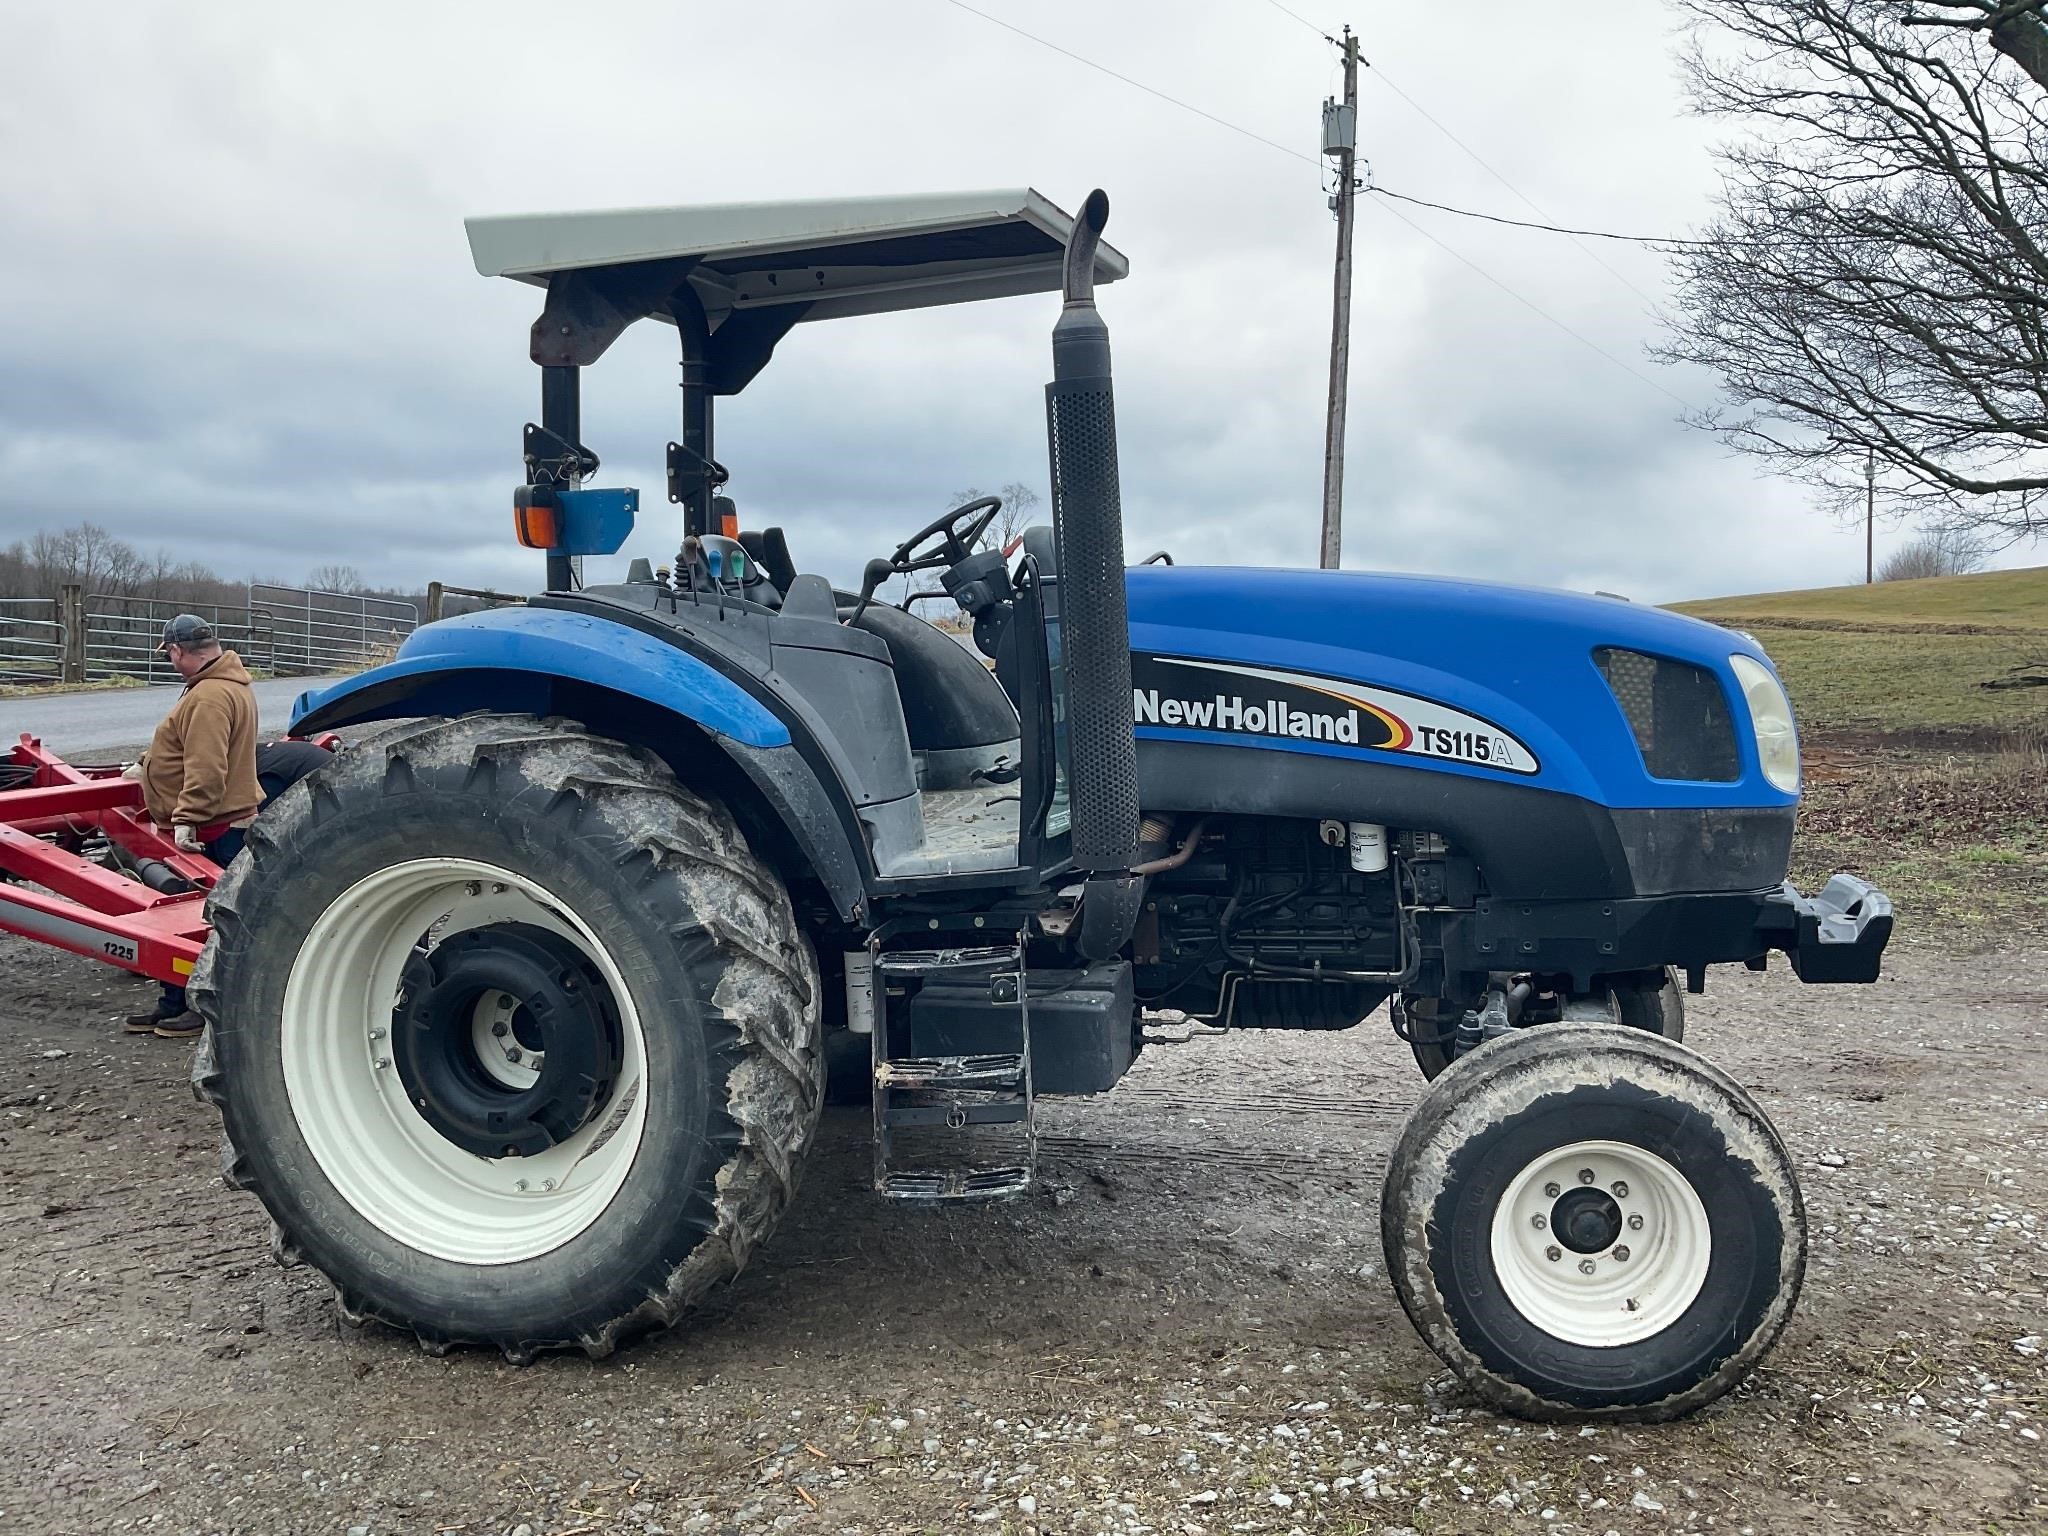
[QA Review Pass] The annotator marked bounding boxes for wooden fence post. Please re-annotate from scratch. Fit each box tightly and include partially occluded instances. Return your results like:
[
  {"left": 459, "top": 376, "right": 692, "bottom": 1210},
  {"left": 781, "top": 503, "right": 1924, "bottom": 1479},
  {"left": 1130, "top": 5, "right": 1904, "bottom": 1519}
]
[
  {"left": 59, "top": 584, "right": 85, "bottom": 683},
  {"left": 426, "top": 581, "right": 444, "bottom": 624}
]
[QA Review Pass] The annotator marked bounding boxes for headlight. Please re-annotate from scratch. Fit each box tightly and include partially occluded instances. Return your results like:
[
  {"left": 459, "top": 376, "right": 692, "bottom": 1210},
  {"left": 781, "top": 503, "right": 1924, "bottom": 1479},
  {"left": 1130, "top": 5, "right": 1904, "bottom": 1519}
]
[{"left": 1728, "top": 654, "right": 1799, "bottom": 794}]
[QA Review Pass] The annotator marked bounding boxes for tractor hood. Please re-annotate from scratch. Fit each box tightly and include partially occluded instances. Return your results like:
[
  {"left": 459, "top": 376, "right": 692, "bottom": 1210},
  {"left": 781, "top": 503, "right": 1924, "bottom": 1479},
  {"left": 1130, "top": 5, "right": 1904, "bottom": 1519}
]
[{"left": 1124, "top": 564, "right": 1788, "bottom": 812}]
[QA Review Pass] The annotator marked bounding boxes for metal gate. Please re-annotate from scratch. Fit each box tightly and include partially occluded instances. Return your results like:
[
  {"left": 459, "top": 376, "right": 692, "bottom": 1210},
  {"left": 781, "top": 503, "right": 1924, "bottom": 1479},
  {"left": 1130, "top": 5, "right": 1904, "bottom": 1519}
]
[
  {"left": 247, "top": 584, "right": 419, "bottom": 677},
  {"left": 83, "top": 595, "right": 269, "bottom": 686},
  {"left": 73, "top": 587, "right": 420, "bottom": 684},
  {"left": 0, "top": 598, "right": 64, "bottom": 685}
]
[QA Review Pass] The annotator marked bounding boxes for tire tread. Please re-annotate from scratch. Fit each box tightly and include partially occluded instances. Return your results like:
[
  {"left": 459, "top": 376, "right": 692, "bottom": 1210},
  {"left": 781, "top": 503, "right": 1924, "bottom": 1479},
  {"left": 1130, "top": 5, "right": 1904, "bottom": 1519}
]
[{"left": 190, "top": 712, "right": 824, "bottom": 1363}]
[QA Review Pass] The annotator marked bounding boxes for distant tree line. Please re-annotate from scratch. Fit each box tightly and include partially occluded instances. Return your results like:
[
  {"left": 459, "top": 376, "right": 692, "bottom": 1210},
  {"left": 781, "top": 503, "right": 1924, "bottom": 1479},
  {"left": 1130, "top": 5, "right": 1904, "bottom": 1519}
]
[{"left": 0, "top": 522, "right": 425, "bottom": 613}]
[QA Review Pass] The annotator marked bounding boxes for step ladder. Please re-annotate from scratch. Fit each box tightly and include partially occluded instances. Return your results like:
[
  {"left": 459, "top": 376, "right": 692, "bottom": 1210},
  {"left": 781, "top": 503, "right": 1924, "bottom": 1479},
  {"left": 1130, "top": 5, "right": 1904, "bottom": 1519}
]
[{"left": 872, "top": 942, "right": 1034, "bottom": 1202}]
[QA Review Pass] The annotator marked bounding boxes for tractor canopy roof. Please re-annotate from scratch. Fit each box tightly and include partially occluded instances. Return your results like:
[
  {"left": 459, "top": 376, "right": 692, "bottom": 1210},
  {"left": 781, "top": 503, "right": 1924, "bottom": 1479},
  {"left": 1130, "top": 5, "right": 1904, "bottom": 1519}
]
[{"left": 466, "top": 188, "right": 1129, "bottom": 391}]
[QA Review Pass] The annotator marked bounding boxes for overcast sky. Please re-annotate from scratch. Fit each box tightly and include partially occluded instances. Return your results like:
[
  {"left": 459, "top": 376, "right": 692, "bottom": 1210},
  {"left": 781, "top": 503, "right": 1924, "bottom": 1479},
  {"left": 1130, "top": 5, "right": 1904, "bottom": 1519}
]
[{"left": 3, "top": 0, "right": 2038, "bottom": 603}]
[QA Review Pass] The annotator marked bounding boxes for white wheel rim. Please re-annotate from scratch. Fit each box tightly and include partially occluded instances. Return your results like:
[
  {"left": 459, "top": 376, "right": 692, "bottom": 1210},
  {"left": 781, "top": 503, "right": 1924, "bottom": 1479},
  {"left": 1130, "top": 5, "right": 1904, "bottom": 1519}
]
[
  {"left": 281, "top": 857, "right": 648, "bottom": 1266},
  {"left": 1488, "top": 1138, "right": 1711, "bottom": 1347}
]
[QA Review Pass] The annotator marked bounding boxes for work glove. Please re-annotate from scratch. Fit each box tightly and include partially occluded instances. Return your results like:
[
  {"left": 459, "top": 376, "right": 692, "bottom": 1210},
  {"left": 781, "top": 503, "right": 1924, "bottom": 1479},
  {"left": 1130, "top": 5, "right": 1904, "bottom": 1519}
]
[
  {"left": 174, "top": 824, "right": 204, "bottom": 855},
  {"left": 120, "top": 761, "right": 143, "bottom": 780}
]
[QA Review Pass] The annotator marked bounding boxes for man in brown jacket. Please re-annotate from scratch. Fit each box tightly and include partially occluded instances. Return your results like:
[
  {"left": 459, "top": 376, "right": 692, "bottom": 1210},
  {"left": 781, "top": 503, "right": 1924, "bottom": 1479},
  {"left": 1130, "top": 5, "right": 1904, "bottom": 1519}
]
[{"left": 125, "top": 613, "right": 261, "bottom": 1038}]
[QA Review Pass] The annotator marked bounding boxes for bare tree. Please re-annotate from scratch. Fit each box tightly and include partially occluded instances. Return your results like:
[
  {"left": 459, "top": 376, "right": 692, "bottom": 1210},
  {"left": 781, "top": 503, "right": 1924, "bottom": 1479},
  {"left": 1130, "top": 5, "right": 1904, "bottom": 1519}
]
[
  {"left": 1911, "top": 1, "right": 2048, "bottom": 89},
  {"left": 308, "top": 563, "right": 367, "bottom": 595},
  {"left": 948, "top": 482, "right": 1045, "bottom": 554},
  {"left": 1657, "top": 0, "right": 2048, "bottom": 542},
  {"left": 1877, "top": 525, "right": 1992, "bottom": 578}
]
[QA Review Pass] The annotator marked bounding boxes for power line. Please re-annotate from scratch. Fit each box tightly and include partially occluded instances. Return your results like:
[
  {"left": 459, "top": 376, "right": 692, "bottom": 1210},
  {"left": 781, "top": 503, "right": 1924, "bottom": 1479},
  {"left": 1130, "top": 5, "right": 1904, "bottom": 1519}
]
[
  {"left": 1361, "top": 195, "right": 1695, "bottom": 408},
  {"left": 1367, "top": 185, "right": 1842, "bottom": 251},
  {"left": 941, "top": 0, "right": 1320, "bottom": 169},
  {"left": 938, "top": 0, "right": 1692, "bottom": 408},
  {"left": 1366, "top": 185, "right": 1707, "bottom": 246},
  {"left": 1259, "top": 0, "right": 1338, "bottom": 43},
  {"left": 1365, "top": 65, "right": 1665, "bottom": 307}
]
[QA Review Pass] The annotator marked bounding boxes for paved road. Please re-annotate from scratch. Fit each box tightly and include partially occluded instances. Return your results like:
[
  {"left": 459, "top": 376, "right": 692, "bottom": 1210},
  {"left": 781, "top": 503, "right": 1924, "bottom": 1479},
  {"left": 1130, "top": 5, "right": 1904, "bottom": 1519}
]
[{"left": 2, "top": 675, "right": 344, "bottom": 760}]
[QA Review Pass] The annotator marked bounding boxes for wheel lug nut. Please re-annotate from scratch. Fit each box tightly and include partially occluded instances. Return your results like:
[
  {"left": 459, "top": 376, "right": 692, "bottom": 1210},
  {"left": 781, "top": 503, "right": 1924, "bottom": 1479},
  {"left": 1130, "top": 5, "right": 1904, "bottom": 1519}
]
[
  {"left": 1577, "top": 1168, "right": 1596, "bottom": 1185},
  {"left": 492, "top": 1022, "right": 509, "bottom": 1037},
  {"left": 514, "top": 1178, "right": 529, "bottom": 1192},
  {"left": 1627, "top": 1213, "right": 1644, "bottom": 1231},
  {"left": 1543, "top": 1182, "right": 1561, "bottom": 1198},
  {"left": 1578, "top": 1259, "right": 1597, "bottom": 1275},
  {"left": 1611, "top": 1180, "right": 1629, "bottom": 1198},
  {"left": 1545, "top": 1246, "right": 1561, "bottom": 1262},
  {"left": 1613, "top": 1245, "right": 1631, "bottom": 1262},
  {"left": 507, "top": 1048, "right": 523, "bottom": 1064},
  {"left": 1531, "top": 1214, "right": 1547, "bottom": 1230},
  {"left": 466, "top": 881, "right": 482, "bottom": 896}
]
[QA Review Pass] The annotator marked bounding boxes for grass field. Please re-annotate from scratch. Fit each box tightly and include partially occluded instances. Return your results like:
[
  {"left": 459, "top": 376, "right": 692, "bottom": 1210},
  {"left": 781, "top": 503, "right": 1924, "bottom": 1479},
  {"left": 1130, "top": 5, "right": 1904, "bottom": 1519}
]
[
  {"left": 1675, "top": 562, "right": 2048, "bottom": 627},
  {"left": 1671, "top": 565, "right": 2048, "bottom": 736}
]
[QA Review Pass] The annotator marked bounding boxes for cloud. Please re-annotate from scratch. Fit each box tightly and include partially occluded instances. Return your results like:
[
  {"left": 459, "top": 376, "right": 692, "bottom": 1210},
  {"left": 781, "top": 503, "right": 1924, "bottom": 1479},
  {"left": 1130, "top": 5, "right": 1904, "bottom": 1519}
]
[{"left": 0, "top": 0, "right": 2028, "bottom": 604}]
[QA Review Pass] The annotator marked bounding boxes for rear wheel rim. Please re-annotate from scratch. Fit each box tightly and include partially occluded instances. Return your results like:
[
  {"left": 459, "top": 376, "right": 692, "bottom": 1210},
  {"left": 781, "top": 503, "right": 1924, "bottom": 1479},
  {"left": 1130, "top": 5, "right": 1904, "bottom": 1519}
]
[
  {"left": 1488, "top": 1138, "right": 1711, "bottom": 1347},
  {"left": 281, "top": 857, "right": 648, "bottom": 1266}
]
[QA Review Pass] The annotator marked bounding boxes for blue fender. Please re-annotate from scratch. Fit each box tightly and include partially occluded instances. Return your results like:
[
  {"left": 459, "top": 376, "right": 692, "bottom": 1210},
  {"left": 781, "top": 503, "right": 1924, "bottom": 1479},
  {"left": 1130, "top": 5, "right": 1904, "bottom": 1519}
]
[
  {"left": 288, "top": 607, "right": 879, "bottom": 917},
  {"left": 291, "top": 606, "right": 789, "bottom": 747}
]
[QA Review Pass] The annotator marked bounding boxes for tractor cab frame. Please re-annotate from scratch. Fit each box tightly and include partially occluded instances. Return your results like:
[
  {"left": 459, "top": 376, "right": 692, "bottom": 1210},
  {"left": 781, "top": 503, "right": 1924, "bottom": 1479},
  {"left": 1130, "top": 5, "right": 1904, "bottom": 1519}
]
[{"left": 302, "top": 188, "right": 1143, "bottom": 927}]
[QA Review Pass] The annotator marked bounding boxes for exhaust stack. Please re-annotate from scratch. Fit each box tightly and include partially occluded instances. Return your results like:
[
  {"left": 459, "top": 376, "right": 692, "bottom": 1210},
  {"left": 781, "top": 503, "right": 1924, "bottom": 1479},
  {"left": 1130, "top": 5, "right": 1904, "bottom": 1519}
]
[{"left": 1045, "top": 189, "right": 1139, "bottom": 874}]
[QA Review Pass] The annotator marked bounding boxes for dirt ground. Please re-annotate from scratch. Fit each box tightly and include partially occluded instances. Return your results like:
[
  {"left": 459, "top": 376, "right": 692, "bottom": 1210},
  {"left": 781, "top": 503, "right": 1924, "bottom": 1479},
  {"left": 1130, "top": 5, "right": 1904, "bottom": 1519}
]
[{"left": 3, "top": 911, "right": 2046, "bottom": 1536}]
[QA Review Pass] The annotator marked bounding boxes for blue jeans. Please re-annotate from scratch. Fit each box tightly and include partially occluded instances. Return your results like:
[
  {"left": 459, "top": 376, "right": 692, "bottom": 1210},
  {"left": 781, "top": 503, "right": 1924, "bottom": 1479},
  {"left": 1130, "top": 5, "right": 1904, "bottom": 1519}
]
[{"left": 157, "top": 825, "right": 246, "bottom": 1018}]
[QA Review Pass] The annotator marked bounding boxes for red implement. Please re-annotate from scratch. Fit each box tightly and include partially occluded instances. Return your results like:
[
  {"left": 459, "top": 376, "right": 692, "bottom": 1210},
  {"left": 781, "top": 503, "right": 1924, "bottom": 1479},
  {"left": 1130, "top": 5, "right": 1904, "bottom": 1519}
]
[{"left": 0, "top": 732, "right": 336, "bottom": 986}]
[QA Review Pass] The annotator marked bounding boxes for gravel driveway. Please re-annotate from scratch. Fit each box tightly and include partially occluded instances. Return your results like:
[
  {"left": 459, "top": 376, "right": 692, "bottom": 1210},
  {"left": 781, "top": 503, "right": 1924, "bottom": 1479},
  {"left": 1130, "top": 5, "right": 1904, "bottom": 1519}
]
[{"left": 1, "top": 929, "right": 2043, "bottom": 1535}]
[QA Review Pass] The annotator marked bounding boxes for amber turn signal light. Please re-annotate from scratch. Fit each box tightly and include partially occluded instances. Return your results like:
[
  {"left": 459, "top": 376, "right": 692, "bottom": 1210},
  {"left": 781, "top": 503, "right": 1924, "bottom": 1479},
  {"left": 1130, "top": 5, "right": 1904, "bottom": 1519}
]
[{"left": 513, "top": 485, "right": 560, "bottom": 549}]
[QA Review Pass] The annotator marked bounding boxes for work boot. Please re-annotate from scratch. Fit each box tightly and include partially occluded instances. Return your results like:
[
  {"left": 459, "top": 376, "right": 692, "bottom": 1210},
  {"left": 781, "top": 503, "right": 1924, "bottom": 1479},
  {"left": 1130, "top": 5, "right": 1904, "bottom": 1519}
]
[
  {"left": 125, "top": 984, "right": 192, "bottom": 1036},
  {"left": 124, "top": 1005, "right": 197, "bottom": 1036}
]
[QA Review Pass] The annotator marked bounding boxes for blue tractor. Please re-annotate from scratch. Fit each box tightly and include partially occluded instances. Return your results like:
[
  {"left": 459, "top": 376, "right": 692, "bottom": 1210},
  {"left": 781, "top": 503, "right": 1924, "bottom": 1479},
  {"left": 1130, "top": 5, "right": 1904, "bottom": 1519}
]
[{"left": 193, "top": 189, "right": 1890, "bottom": 1421}]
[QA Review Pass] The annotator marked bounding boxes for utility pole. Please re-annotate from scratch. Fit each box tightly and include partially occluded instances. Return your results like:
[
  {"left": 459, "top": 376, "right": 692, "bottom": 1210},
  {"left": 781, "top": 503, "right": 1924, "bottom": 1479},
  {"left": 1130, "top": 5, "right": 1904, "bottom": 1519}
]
[
  {"left": 1318, "top": 26, "right": 1361, "bottom": 571},
  {"left": 1864, "top": 449, "right": 1875, "bottom": 583}
]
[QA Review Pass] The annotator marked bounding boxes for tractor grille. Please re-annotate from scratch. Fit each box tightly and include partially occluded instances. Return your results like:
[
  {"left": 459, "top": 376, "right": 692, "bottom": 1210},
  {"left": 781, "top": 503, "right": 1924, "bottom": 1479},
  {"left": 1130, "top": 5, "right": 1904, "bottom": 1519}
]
[{"left": 1595, "top": 648, "right": 1741, "bottom": 783}]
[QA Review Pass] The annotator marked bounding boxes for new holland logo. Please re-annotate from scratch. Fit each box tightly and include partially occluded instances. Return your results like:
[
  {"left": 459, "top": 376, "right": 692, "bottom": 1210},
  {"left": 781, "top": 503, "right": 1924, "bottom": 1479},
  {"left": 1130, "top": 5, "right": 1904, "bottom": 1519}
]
[
  {"left": 1132, "top": 687, "right": 1363, "bottom": 744},
  {"left": 1130, "top": 654, "right": 1540, "bottom": 775}
]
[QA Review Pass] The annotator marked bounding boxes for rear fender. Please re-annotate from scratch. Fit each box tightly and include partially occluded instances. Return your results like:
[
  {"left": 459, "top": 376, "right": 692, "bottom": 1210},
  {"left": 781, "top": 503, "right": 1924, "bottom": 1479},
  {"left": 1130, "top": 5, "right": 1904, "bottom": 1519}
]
[{"left": 291, "top": 609, "right": 871, "bottom": 918}]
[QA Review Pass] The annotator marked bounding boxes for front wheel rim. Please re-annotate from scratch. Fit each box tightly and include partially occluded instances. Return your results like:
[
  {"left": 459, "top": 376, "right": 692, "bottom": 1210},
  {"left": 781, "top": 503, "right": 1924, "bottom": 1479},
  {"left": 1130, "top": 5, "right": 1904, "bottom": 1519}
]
[
  {"left": 1488, "top": 1138, "right": 1711, "bottom": 1348},
  {"left": 280, "top": 857, "right": 648, "bottom": 1266}
]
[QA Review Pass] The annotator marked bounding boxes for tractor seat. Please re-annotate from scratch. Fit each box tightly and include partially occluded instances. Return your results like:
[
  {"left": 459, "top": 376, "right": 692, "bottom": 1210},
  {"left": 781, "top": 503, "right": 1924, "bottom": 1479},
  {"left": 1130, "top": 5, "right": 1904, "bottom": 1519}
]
[
  {"left": 845, "top": 600, "right": 1020, "bottom": 789},
  {"left": 779, "top": 574, "right": 840, "bottom": 623}
]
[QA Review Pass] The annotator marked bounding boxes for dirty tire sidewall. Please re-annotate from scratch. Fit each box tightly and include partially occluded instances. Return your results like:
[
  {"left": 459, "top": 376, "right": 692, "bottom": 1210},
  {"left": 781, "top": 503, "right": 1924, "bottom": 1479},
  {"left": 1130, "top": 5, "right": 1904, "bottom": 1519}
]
[
  {"left": 1382, "top": 1024, "right": 1804, "bottom": 1421},
  {"left": 189, "top": 715, "right": 823, "bottom": 1357}
]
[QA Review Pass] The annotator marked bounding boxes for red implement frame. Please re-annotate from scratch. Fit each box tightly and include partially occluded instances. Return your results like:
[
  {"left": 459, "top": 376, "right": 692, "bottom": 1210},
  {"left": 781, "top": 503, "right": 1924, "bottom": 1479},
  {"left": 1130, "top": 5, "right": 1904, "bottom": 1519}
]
[{"left": 0, "top": 732, "right": 335, "bottom": 986}]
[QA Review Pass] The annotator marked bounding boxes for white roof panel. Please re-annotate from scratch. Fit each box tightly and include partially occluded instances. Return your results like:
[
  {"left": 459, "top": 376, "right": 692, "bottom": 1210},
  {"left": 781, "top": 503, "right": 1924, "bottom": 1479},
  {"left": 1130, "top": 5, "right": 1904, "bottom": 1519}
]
[{"left": 464, "top": 187, "right": 1126, "bottom": 325}]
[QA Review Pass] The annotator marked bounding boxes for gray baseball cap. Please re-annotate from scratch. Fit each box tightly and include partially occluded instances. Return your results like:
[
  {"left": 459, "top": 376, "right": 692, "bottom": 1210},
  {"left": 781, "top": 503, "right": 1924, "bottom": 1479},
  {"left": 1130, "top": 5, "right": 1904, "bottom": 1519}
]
[{"left": 159, "top": 613, "right": 216, "bottom": 649}]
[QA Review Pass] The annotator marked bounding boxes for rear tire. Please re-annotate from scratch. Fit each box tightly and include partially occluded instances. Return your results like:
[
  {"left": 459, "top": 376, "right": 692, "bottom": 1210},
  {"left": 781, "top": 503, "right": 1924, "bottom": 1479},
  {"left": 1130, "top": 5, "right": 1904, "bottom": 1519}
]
[
  {"left": 1382, "top": 1023, "right": 1804, "bottom": 1421},
  {"left": 1404, "top": 968, "right": 1684, "bottom": 1080},
  {"left": 190, "top": 714, "right": 823, "bottom": 1360}
]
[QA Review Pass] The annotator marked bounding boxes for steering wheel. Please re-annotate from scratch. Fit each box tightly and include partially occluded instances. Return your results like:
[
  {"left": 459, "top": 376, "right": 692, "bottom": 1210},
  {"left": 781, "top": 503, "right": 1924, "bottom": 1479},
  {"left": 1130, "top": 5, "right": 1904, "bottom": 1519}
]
[{"left": 887, "top": 495, "right": 1003, "bottom": 575}]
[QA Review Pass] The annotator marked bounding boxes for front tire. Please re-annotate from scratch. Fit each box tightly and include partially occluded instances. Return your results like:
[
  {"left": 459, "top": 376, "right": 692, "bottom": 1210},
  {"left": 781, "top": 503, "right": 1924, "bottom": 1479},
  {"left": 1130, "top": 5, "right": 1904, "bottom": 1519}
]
[
  {"left": 1382, "top": 1023, "right": 1804, "bottom": 1421},
  {"left": 190, "top": 714, "right": 823, "bottom": 1360}
]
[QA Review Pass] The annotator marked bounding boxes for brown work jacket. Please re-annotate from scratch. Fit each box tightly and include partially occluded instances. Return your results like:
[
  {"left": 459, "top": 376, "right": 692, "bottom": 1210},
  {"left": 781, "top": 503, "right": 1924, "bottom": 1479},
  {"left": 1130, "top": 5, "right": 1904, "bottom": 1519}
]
[{"left": 141, "top": 650, "right": 262, "bottom": 829}]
